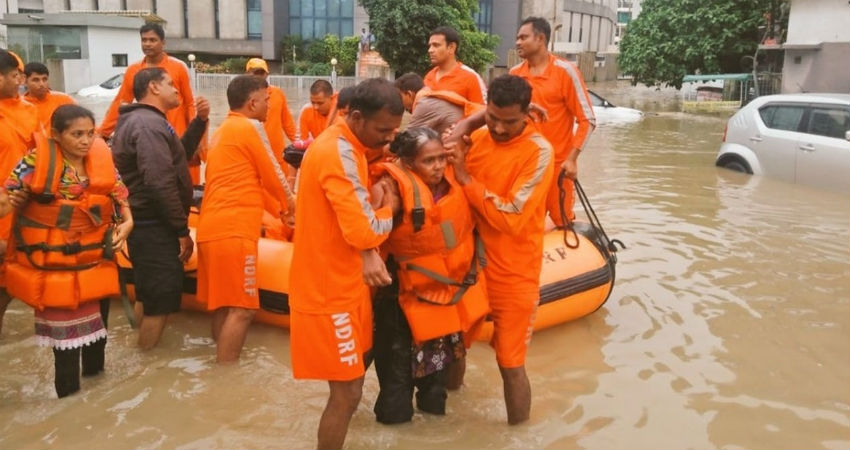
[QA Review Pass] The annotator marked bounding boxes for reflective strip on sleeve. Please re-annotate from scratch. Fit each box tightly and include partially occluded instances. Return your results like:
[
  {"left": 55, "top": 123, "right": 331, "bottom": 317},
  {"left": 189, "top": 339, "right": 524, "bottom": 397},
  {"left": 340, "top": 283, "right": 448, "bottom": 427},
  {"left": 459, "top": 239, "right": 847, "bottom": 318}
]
[
  {"left": 250, "top": 118, "right": 296, "bottom": 210},
  {"left": 483, "top": 133, "right": 553, "bottom": 214},
  {"left": 337, "top": 137, "right": 393, "bottom": 235},
  {"left": 554, "top": 59, "right": 598, "bottom": 142}
]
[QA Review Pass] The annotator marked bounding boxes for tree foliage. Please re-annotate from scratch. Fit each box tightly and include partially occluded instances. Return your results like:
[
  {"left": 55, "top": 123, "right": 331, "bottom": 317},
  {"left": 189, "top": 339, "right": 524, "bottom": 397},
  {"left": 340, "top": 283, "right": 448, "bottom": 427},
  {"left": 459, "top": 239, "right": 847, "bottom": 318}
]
[
  {"left": 281, "top": 34, "right": 360, "bottom": 76},
  {"left": 358, "top": 0, "right": 499, "bottom": 75},
  {"left": 619, "top": 0, "right": 779, "bottom": 88}
]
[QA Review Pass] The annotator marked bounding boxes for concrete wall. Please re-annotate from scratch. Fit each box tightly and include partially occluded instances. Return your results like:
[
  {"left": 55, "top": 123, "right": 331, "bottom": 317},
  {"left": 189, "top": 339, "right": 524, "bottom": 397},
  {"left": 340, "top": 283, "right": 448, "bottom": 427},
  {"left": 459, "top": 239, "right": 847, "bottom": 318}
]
[
  {"left": 490, "top": 0, "right": 522, "bottom": 67},
  {"left": 781, "top": 0, "right": 850, "bottom": 93},
  {"left": 86, "top": 25, "right": 144, "bottom": 86},
  {"left": 126, "top": 0, "right": 153, "bottom": 11},
  {"left": 99, "top": 0, "right": 124, "bottom": 10},
  {"left": 219, "top": 0, "right": 247, "bottom": 40},
  {"left": 785, "top": 0, "right": 850, "bottom": 45},
  {"left": 187, "top": 0, "right": 215, "bottom": 39},
  {"left": 156, "top": 1, "right": 183, "bottom": 38},
  {"left": 70, "top": 0, "right": 97, "bottom": 10},
  {"left": 261, "top": 0, "right": 286, "bottom": 60}
]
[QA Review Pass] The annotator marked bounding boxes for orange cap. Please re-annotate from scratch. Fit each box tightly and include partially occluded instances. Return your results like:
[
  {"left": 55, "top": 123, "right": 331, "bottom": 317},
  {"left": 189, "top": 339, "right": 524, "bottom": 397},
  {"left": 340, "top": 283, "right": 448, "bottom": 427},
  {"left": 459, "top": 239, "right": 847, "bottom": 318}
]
[
  {"left": 245, "top": 58, "right": 269, "bottom": 73},
  {"left": 8, "top": 50, "right": 24, "bottom": 71}
]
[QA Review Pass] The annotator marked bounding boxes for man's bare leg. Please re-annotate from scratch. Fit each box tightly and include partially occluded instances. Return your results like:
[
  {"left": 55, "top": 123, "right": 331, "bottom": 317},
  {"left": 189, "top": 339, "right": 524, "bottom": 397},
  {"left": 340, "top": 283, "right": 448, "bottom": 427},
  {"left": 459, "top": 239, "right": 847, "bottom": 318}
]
[
  {"left": 446, "top": 358, "right": 466, "bottom": 390},
  {"left": 138, "top": 314, "right": 168, "bottom": 350},
  {"left": 211, "top": 308, "right": 227, "bottom": 342},
  {"left": 216, "top": 307, "right": 255, "bottom": 364},
  {"left": 318, "top": 378, "right": 364, "bottom": 450},
  {"left": 133, "top": 301, "right": 144, "bottom": 328},
  {"left": 499, "top": 365, "right": 531, "bottom": 425},
  {"left": 0, "top": 288, "right": 11, "bottom": 335}
]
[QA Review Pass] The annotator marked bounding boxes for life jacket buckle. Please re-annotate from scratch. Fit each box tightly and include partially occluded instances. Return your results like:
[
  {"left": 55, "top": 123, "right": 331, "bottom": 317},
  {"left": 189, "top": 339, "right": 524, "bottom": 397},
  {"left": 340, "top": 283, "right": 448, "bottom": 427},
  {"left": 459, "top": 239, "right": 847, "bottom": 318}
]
[
  {"left": 62, "top": 241, "right": 82, "bottom": 255},
  {"left": 33, "top": 192, "right": 55, "bottom": 204},
  {"left": 411, "top": 207, "right": 426, "bottom": 232},
  {"left": 462, "top": 272, "right": 477, "bottom": 286}
]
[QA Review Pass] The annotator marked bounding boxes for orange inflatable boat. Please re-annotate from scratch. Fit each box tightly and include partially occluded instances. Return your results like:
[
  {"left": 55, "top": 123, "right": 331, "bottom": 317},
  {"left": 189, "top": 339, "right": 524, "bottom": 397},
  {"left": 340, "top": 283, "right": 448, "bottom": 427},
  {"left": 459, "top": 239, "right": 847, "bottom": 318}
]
[{"left": 116, "top": 206, "right": 619, "bottom": 341}]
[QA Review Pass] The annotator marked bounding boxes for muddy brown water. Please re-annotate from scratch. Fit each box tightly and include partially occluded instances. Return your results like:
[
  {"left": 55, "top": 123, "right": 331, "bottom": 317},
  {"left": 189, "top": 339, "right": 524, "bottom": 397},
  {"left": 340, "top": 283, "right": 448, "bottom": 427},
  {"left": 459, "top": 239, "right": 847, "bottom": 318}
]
[{"left": 1, "top": 82, "right": 847, "bottom": 449}]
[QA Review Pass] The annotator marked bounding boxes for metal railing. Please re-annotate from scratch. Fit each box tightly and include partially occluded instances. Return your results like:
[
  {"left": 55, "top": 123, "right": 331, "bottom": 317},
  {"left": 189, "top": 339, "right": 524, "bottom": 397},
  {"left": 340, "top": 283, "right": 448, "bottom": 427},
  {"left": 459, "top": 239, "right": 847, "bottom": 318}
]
[{"left": 194, "top": 73, "right": 366, "bottom": 92}]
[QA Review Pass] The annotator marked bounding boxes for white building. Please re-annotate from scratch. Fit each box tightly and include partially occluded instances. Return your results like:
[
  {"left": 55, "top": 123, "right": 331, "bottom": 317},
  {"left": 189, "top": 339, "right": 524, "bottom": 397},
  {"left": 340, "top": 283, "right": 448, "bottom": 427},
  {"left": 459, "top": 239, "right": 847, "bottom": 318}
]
[
  {"left": 0, "top": 11, "right": 146, "bottom": 93},
  {"left": 781, "top": 0, "right": 850, "bottom": 93}
]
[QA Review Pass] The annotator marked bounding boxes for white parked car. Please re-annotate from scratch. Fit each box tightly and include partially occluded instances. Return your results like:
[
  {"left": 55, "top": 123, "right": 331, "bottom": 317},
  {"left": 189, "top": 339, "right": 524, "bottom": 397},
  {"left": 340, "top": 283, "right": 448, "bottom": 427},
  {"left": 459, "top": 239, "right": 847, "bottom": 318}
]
[
  {"left": 716, "top": 93, "right": 850, "bottom": 192},
  {"left": 77, "top": 73, "right": 123, "bottom": 98},
  {"left": 588, "top": 90, "right": 644, "bottom": 124}
]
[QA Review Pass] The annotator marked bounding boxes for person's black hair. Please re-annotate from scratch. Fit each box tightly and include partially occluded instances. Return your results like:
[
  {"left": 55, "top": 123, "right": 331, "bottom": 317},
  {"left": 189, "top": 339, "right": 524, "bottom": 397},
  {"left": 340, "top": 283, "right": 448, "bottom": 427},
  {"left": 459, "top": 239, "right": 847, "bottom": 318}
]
[
  {"left": 51, "top": 104, "right": 95, "bottom": 134},
  {"left": 24, "top": 62, "right": 49, "bottom": 77},
  {"left": 336, "top": 86, "right": 356, "bottom": 109},
  {"left": 521, "top": 17, "right": 551, "bottom": 44},
  {"left": 0, "top": 49, "right": 19, "bottom": 75},
  {"left": 349, "top": 78, "right": 404, "bottom": 119},
  {"left": 132, "top": 67, "right": 167, "bottom": 101},
  {"left": 227, "top": 74, "right": 269, "bottom": 110},
  {"left": 487, "top": 75, "right": 532, "bottom": 111},
  {"left": 393, "top": 72, "right": 424, "bottom": 93},
  {"left": 389, "top": 127, "right": 440, "bottom": 161},
  {"left": 430, "top": 26, "right": 460, "bottom": 51},
  {"left": 309, "top": 79, "right": 333, "bottom": 96},
  {"left": 140, "top": 22, "right": 165, "bottom": 40}
]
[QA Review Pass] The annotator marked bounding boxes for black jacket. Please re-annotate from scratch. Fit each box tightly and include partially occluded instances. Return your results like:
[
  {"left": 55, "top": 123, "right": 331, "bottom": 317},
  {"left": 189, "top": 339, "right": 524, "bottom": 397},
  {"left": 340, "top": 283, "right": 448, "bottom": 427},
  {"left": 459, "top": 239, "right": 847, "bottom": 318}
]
[{"left": 111, "top": 103, "right": 207, "bottom": 236}]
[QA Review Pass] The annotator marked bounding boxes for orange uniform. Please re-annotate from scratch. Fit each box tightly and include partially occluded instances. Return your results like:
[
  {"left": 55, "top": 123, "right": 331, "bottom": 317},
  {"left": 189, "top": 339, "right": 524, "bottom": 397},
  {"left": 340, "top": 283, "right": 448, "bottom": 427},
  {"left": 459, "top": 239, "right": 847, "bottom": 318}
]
[
  {"left": 298, "top": 93, "right": 338, "bottom": 140},
  {"left": 289, "top": 120, "right": 394, "bottom": 380},
  {"left": 98, "top": 54, "right": 200, "bottom": 182},
  {"left": 196, "top": 112, "right": 294, "bottom": 311},
  {"left": 0, "top": 96, "right": 41, "bottom": 286},
  {"left": 24, "top": 91, "right": 74, "bottom": 133},
  {"left": 264, "top": 85, "right": 297, "bottom": 154},
  {"left": 424, "top": 62, "right": 487, "bottom": 104},
  {"left": 510, "top": 54, "right": 596, "bottom": 224},
  {"left": 462, "top": 123, "right": 553, "bottom": 367}
]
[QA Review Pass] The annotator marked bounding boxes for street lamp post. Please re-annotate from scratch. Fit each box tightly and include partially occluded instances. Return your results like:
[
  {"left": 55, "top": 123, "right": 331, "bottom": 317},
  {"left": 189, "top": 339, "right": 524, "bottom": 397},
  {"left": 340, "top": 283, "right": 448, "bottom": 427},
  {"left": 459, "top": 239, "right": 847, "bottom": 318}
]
[
  {"left": 188, "top": 53, "right": 197, "bottom": 91},
  {"left": 330, "top": 57, "right": 338, "bottom": 89}
]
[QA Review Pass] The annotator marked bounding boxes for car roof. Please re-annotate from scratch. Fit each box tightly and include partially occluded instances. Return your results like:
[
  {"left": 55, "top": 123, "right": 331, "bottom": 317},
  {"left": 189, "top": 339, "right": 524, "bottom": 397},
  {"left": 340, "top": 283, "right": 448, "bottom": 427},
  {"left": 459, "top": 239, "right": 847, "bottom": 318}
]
[{"left": 751, "top": 93, "right": 850, "bottom": 106}]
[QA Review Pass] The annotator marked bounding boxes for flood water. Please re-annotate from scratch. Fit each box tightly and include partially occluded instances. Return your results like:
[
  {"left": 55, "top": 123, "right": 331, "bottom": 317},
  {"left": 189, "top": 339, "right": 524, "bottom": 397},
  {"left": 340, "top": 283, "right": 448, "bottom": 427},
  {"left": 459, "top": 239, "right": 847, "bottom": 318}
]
[{"left": 1, "top": 82, "right": 848, "bottom": 449}]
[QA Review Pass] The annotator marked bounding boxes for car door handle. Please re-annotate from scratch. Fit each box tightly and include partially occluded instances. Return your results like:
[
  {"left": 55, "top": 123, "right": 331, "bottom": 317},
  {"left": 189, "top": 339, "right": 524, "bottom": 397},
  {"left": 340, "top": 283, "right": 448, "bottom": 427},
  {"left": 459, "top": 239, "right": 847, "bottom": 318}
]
[
  {"left": 798, "top": 143, "right": 816, "bottom": 152},
  {"left": 749, "top": 136, "right": 763, "bottom": 142}
]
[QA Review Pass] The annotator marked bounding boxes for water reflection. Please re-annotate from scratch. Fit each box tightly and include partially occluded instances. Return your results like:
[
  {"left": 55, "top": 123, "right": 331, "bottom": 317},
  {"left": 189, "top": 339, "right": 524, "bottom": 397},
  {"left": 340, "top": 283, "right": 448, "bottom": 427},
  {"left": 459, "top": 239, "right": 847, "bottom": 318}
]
[{"left": 0, "top": 82, "right": 847, "bottom": 449}]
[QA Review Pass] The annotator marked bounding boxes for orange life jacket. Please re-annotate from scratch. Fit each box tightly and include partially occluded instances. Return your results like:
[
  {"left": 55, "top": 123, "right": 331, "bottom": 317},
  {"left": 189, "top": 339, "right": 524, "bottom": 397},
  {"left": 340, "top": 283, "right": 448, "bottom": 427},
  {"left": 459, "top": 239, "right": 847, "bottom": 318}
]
[
  {"left": 5, "top": 136, "right": 120, "bottom": 310},
  {"left": 377, "top": 162, "right": 489, "bottom": 342},
  {"left": 413, "top": 87, "right": 485, "bottom": 118}
]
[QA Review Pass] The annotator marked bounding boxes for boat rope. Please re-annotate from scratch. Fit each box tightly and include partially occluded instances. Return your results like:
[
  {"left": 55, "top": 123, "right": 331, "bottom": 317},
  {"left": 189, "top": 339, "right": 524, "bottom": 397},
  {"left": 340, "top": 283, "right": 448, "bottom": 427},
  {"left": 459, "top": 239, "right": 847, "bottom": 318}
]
[{"left": 558, "top": 169, "right": 626, "bottom": 259}]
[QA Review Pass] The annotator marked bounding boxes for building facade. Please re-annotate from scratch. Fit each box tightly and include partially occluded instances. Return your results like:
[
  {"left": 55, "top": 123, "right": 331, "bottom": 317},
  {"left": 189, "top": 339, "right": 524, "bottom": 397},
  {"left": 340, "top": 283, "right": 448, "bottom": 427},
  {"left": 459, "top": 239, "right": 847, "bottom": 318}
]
[{"left": 781, "top": 0, "right": 850, "bottom": 94}]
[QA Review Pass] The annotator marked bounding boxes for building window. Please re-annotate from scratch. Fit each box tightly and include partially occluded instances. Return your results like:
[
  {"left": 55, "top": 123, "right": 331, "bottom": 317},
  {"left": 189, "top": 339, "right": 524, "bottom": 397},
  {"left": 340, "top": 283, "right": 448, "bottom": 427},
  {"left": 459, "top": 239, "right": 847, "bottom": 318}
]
[
  {"left": 289, "top": 0, "right": 354, "bottom": 39},
  {"left": 7, "top": 26, "right": 83, "bottom": 61},
  {"left": 112, "top": 53, "right": 128, "bottom": 67},
  {"left": 247, "top": 0, "right": 262, "bottom": 40},
  {"left": 474, "top": 0, "right": 492, "bottom": 33}
]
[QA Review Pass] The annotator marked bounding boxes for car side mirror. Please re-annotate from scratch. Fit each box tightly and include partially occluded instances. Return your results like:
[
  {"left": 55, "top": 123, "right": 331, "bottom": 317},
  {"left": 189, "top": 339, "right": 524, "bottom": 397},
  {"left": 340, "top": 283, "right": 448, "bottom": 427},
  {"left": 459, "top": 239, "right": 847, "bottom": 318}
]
[{"left": 845, "top": 130, "right": 850, "bottom": 142}]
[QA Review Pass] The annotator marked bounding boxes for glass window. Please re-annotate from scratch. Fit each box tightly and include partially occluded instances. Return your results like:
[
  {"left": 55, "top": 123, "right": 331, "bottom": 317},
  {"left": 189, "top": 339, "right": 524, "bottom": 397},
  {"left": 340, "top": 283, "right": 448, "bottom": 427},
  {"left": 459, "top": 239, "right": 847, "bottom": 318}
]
[
  {"left": 807, "top": 107, "right": 850, "bottom": 139},
  {"left": 474, "top": 0, "right": 492, "bottom": 33},
  {"left": 247, "top": 0, "right": 262, "bottom": 40},
  {"left": 759, "top": 105, "right": 805, "bottom": 132},
  {"left": 289, "top": 0, "right": 354, "bottom": 39},
  {"left": 7, "top": 26, "right": 83, "bottom": 61},
  {"left": 112, "top": 53, "right": 128, "bottom": 67}
]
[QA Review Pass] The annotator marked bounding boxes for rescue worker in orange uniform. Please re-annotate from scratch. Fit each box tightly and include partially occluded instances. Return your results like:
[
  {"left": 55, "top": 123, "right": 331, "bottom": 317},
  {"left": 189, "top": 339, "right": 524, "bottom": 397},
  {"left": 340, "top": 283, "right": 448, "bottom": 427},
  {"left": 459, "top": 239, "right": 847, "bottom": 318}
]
[
  {"left": 510, "top": 17, "right": 596, "bottom": 225},
  {"left": 0, "top": 49, "right": 41, "bottom": 334},
  {"left": 98, "top": 23, "right": 203, "bottom": 183},
  {"left": 289, "top": 78, "right": 403, "bottom": 450},
  {"left": 371, "top": 127, "right": 489, "bottom": 424},
  {"left": 445, "top": 75, "right": 554, "bottom": 425},
  {"left": 23, "top": 62, "right": 75, "bottom": 134},
  {"left": 424, "top": 26, "right": 488, "bottom": 104},
  {"left": 196, "top": 75, "right": 295, "bottom": 364},
  {"left": 297, "top": 79, "right": 337, "bottom": 140},
  {"left": 244, "top": 58, "right": 297, "bottom": 157},
  {"left": 0, "top": 104, "right": 134, "bottom": 398}
]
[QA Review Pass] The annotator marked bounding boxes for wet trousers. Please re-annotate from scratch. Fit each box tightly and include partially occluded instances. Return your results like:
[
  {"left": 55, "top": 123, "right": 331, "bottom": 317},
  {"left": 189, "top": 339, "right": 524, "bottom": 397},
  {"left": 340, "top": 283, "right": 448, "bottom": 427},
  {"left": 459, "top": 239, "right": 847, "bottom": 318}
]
[
  {"left": 372, "top": 261, "right": 447, "bottom": 424},
  {"left": 53, "top": 299, "right": 109, "bottom": 398}
]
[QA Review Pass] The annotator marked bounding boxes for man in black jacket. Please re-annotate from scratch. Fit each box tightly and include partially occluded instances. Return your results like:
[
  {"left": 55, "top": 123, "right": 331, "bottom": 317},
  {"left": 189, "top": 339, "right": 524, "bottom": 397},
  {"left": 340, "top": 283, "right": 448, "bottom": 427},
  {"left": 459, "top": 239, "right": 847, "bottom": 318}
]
[{"left": 112, "top": 67, "right": 208, "bottom": 350}]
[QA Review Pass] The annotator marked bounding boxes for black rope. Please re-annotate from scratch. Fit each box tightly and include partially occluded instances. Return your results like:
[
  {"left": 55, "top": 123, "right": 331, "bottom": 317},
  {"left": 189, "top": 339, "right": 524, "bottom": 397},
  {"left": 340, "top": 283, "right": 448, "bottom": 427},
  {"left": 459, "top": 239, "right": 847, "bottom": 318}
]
[{"left": 558, "top": 169, "right": 626, "bottom": 260}]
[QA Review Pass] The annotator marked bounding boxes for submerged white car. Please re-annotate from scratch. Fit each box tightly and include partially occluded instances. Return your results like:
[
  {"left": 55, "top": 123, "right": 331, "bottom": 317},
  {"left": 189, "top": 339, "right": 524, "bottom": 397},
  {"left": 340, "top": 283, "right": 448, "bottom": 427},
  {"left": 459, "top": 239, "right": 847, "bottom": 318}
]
[
  {"left": 715, "top": 93, "right": 850, "bottom": 192},
  {"left": 77, "top": 73, "right": 123, "bottom": 98},
  {"left": 588, "top": 90, "right": 644, "bottom": 124}
]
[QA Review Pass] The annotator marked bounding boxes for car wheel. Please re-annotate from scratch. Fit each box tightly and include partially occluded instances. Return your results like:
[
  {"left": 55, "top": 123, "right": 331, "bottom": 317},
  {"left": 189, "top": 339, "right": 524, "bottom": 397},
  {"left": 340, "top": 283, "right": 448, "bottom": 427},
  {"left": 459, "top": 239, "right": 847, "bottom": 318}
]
[{"left": 718, "top": 157, "right": 752, "bottom": 174}]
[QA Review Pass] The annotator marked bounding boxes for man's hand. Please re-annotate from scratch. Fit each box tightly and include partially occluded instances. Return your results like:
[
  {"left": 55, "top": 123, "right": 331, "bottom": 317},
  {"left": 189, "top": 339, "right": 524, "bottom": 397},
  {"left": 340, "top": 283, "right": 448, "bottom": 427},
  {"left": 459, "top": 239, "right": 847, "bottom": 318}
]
[
  {"left": 561, "top": 150, "right": 580, "bottom": 180},
  {"left": 178, "top": 234, "right": 194, "bottom": 263},
  {"left": 8, "top": 188, "right": 29, "bottom": 209},
  {"left": 361, "top": 248, "right": 391, "bottom": 287},
  {"left": 195, "top": 96, "right": 210, "bottom": 121},
  {"left": 445, "top": 134, "right": 472, "bottom": 185},
  {"left": 281, "top": 210, "right": 295, "bottom": 228},
  {"left": 527, "top": 102, "right": 549, "bottom": 123}
]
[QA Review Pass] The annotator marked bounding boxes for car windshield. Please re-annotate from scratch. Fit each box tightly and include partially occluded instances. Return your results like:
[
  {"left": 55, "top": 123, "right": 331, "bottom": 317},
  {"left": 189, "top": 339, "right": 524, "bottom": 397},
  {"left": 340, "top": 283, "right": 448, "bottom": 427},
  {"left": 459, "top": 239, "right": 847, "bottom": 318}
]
[
  {"left": 588, "top": 90, "right": 613, "bottom": 108},
  {"left": 100, "top": 74, "right": 123, "bottom": 89}
]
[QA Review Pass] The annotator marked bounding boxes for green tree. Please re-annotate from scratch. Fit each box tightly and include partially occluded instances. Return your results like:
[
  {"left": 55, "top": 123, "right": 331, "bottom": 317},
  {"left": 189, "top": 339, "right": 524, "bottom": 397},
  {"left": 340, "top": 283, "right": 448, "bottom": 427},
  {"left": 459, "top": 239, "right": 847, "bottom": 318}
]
[
  {"left": 619, "top": 0, "right": 781, "bottom": 88},
  {"left": 358, "top": 0, "right": 499, "bottom": 75},
  {"left": 281, "top": 34, "right": 359, "bottom": 76}
]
